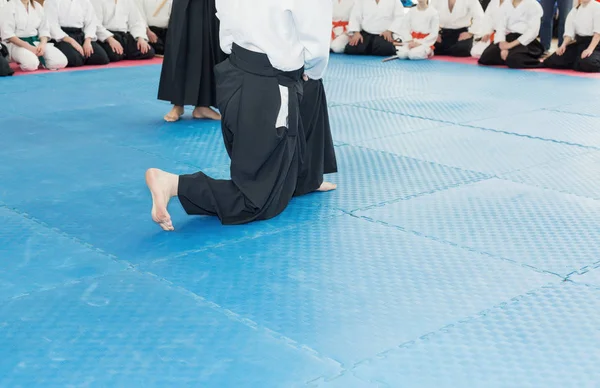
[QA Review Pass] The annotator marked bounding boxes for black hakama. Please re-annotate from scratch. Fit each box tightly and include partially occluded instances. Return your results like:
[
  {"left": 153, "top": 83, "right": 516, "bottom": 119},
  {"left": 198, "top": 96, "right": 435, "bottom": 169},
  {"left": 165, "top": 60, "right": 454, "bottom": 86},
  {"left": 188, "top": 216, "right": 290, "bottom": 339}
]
[
  {"left": 177, "top": 44, "right": 304, "bottom": 225},
  {"left": 54, "top": 27, "right": 110, "bottom": 67},
  {"left": 478, "top": 32, "right": 544, "bottom": 68},
  {"left": 434, "top": 27, "right": 474, "bottom": 57},
  {"left": 544, "top": 36, "right": 600, "bottom": 72},
  {"left": 157, "top": 0, "right": 226, "bottom": 107},
  {"left": 294, "top": 79, "right": 338, "bottom": 197},
  {"left": 99, "top": 31, "right": 156, "bottom": 62},
  {"left": 344, "top": 31, "right": 397, "bottom": 56},
  {"left": 149, "top": 26, "right": 168, "bottom": 55},
  {"left": 0, "top": 43, "right": 13, "bottom": 76}
]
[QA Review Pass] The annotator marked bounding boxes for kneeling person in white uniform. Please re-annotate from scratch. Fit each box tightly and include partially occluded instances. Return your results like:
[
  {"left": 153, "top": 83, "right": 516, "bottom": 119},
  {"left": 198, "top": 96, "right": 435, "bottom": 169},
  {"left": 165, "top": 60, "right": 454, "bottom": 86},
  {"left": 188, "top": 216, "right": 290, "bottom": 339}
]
[
  {"left": 91, "top": 0, "right": 154, "bottom": 61},
  {"left": 345, "top": 0, "right": 405, "bottom": 56},
  {"left": 144, "top": 0, "right": 336, "bottom": 230},
  {"left": 0, "top": 0, "right": 68, "bottom": 71},
  {"left": 397, "top": 0, "right": 439, "bottom": 60}
]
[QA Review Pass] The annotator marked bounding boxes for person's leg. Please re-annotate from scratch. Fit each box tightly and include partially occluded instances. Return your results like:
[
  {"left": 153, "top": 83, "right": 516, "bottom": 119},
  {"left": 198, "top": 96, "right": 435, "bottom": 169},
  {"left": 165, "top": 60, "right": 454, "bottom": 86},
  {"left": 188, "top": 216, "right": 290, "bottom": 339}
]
[
  {"left": 294, "top": 79, "right": 338, "bottom": 197},
  {"left": 344, "top": 31, "right": 373, "bottom": 55},
  {"left": 9, "top": 44, "right": 40, "bottom": 71},
  {"left": 396, "top": 44, "right": 410, "bottom": 59},
  {"left": 99, "top": 33, "right": 126, "bottom": 62},
  {"left": 370, "top": 34, "right": 397, "bottom": 56},
  {"left": 447, "top": 37, "right": 474, "bottom": 57},
  {"left": 149, "top": 26, "right": 166, "bottom": 55},
  {"left": 54, "top": 41, "right": 85, "bottom": 67},
  {"left": 123, "top": 32, "right": 156, "bottom": 60},
  {"left": 471, "top": 40, "right": 490, "bottom": 58},
  {"left": 41, "top": 43, "right": 68, "bottom": 70},
  {"left": 539, "top": 0, "right": 556, "bottom": 51},
  {"left": 556, "top": 0, "right": 574, "bottom": 47},
  {"left": 543, "top": 44, "right": 578, "bottom": 69},
  {"left": 408, "top": 45, "right": 432, "bottom": 60},
  {"left": 85, "top": 41, "right": 110, "bottom": 65},
  {"left": 478, "top": 43, "right": 504, "bottom": 65},
  {"left": 505, "top": 44, "right": 544, "bottom": 69},
  {"left": 331, "top": 33, "right": 350, "bottom": 53},
  {"left": 574, "top": 49, "right": 600, "bottom": 72}
]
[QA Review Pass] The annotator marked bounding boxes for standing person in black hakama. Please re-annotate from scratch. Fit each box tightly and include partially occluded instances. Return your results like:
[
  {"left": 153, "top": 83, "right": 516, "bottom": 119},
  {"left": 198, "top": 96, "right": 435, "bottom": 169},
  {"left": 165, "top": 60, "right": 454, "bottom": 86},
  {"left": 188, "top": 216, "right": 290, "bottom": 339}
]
[
  {"left": 145, "top": 0, "right": 338, "bottom": 231},
  {"left": 157, "top": 0, "right": 225, "bottom": 122}
]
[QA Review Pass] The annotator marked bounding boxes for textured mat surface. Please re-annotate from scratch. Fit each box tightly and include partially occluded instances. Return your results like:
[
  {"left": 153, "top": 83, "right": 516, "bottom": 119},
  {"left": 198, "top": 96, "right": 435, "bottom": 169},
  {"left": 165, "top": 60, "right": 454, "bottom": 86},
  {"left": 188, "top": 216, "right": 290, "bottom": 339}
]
[{"left": 2, "top": 54, "right": 600, "bottom": 386}]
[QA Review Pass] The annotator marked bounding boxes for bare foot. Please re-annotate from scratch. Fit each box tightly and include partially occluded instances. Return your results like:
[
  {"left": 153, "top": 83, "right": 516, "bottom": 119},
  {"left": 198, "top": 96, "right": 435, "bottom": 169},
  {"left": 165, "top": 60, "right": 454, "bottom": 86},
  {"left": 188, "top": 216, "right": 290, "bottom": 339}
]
[
  {"left": 145, "top": 168, "right": 179, "bottom": 231},
  {"left": 192, "top": 106, "right": 221, "bottom": 120},
  {"left": 317, "top": 181, "right": 337, "bottom": 192},
  {"left": 164, "top": 106, "right": 184, "bottom": 122}
]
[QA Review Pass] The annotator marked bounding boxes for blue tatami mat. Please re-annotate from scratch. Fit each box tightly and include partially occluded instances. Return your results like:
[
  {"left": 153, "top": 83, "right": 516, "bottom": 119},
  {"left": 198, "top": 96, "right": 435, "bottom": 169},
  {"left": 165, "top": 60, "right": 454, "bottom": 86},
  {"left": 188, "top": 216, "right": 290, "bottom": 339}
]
[{"left": 2, "top": 54, "right": 600, "bottom": 387}]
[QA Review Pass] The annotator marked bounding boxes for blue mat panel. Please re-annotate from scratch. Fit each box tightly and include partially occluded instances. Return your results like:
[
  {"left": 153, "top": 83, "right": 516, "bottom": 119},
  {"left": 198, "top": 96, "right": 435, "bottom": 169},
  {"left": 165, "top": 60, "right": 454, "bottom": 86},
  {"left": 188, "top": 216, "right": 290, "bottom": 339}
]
[
  {"left": 141, "top": 215, "right": 556, "bottom": 367},
  {"left": 351, "top": 283, "right": 600, "bottom": 388},
  {"left": 356, "top": 93, "right": 548, "bottom": 125},
  {"left": 329, "top": 106, "right": 446, "bottom": 145},
  {"left": 469, "top": 109, "right": 600, "bottom": 148},
  {"left": 300, "top": 145, "right": 488, "bottom": 212},
  {"left": 0, "top": 270, "right": 340, "bottom": 387},
  {"left": 11, "top": 183, "right": 342, "bottom": 265},
  {"left": 356, "top": 178, "right": 600, "bottom": 277},
  {"left": 0, "top": 207, "right": 127, "bottom": 302},
  {"left": 0, "top": 142, "right": 196, "bottom": 205},
  {"left": 3, "top": 55, "right": 600, "bottom": 387},
  {"left": 358, "top": 125, "right": 588, "bottom": 175},
  {"left": 501, "top": 151, "right": 600, "bottom": 200}
]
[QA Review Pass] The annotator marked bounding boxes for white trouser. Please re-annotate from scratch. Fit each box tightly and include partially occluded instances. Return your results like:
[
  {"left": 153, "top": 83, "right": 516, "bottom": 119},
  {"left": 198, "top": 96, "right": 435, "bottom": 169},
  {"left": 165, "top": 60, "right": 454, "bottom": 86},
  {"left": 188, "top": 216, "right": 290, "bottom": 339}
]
[
  {"left": 7, "top": 40, "right": 68, "bottom": 71},
  {"left": 331, "top": 25, "right": 349, "bottom": 53},
  {"left": 396, "top": 44, "right": 433, "bottom": 60},
  {"left": 471, "top": 39, "right": 492, "bottom": 58}
]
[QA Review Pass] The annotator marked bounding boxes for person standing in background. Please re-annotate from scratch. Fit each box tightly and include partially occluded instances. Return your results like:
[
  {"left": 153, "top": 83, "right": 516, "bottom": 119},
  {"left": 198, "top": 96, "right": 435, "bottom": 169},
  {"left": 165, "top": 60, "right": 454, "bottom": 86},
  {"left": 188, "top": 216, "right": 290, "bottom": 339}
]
[
  {"left": 157, "top": 0, "right": 225, "bottom": 122},
  {"left": 539, "top": 0, "right": 573, "bottom": 53}
]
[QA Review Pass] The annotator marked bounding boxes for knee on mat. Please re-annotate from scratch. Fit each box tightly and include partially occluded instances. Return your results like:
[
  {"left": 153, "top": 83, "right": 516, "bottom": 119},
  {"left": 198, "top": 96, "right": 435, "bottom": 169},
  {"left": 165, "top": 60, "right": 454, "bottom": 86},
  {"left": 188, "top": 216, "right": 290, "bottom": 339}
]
[
  {"left": 575, "top": 57, "right": 600, "bottom": 73},
  {"left": 330, "top": 41, "right": 346, "bottom": 54},
  {"left": 408, "top": 48, "right": 429, "bottom": 60},
  {"left": 46, "top": 52, "right": 69, "bottom": 70},
  {"left": 19, "top": 54, "right": 40, "bottom": 71},
  {"left": 505, "top": 54, "right": 529, "bottom": 69}
]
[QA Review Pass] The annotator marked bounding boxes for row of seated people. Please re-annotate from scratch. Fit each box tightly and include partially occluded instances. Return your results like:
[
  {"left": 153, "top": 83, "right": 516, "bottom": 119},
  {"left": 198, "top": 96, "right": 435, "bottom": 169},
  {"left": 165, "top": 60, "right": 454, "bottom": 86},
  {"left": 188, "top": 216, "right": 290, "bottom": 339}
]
[
  {"left": 331, "top": 0, "right": 600, "bottom": 72},
  {"left": 0, "top": 0, "right": 169, "bottom": 76}
]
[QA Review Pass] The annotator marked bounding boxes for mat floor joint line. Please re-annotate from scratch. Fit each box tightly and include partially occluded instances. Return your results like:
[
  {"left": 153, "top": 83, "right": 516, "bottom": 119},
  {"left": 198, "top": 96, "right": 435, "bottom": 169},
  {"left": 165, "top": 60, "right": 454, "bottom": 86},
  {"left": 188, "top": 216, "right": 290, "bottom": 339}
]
[
  {"left": 338, "top": 283, "right": 560, "bottom": 376},
  {"left": 124, "top": 144, "right": 220, "bottom": 171},
  {"left": 164, "top": 212, "right": 345, "bottom": 262},
  {"left": 353, "top": 213, "right": 567, "bottom": 281},
  {"left": 143, "top": 269, "right": 345, "bottom": 371},
  {"left": 458, "top": 123, "right": 600, "bottom": 151},
  {"left": 346, "top": 176, "right": 493, "bottom": 213},
  {"left": 543, "top": 107, "right": 600, "bottom": 119}
]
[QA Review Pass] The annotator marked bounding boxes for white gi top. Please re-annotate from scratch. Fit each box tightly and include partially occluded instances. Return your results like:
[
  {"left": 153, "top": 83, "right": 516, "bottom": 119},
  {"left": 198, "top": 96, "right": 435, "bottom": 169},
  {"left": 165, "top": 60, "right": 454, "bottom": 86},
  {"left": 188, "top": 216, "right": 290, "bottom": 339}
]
[
  {"left": 333, "top": 0, "right": 355, "bottom": 21},
  {"left": 44, "top": 0, "right": 99, "bottom": 41},
  {"left": 135, "top": 0, "right": 171, "bottom": 29},
  {"left": 479, "top": 0, "right": 507, "bottom": 35},
  {"left": 564, "top": 0, "right": 600, "bottom": 38},
  {"left": 430, "top": 0, "right": 484, "bottom": 34},
  {"left": 348, "top": 0, "right": 405, "bottom": 35},
  {"left": 90, "top": 0, "right": 148, "bottom": 40},
  {"left": 400, "top": 6, "right": 440, "bottom": 46},
  {"left": 495, "top": 0, "right": 543, "bottom": 45},
  {"left": 215, "top": 0, "right": 332, "bottom": 80},
  {"left": 0, "top": 0, "right": 51, "bottom": 41}
]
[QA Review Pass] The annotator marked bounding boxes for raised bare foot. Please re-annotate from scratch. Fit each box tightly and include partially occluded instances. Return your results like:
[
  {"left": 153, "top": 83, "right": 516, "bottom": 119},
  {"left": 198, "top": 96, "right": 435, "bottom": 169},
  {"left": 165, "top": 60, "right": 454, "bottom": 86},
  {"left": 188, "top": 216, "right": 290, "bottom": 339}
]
[
  {"left": 192, "top": 106, "right": 221, "bottom": 120},
  {"left": 317, "top": 181, "right": 337, "bottom": 192},
  {"left": 164, "top": 106, "right": 184, "bottom": 122},
  {"left": 145, "top": 168, "right": 179, "bottom": 231}
]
